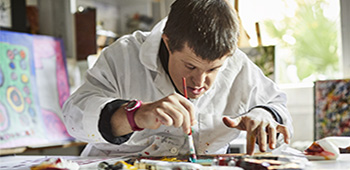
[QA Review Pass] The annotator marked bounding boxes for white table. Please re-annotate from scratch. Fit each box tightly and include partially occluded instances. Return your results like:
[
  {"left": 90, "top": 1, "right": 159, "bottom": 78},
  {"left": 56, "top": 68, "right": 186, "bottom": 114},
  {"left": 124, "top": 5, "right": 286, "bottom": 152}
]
[
  {"left": 305, "top": 154, "right": 350, "bottom": 170},
  {"left": 1, "top": 154, "right": 349, "bottom": 170}
]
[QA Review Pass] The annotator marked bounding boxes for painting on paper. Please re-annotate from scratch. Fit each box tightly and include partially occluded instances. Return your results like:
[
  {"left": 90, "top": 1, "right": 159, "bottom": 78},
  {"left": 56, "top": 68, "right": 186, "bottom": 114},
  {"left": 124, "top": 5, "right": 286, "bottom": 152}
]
[
  {"left": 314, "top": 79, "right": 350, "bottom": 140},
  {"left": 0, "top": 30, "right": 73, "bottom": 149}
]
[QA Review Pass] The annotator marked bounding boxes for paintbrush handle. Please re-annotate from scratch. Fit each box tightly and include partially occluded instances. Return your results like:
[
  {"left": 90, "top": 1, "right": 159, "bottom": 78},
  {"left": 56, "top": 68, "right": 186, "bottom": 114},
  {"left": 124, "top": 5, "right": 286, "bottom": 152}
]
[
  {"left": 188, "top": 133, "right": 197, "bottom": 161},
  {"left": 182, "top": 77, "right": 197, "bottom": 162}
]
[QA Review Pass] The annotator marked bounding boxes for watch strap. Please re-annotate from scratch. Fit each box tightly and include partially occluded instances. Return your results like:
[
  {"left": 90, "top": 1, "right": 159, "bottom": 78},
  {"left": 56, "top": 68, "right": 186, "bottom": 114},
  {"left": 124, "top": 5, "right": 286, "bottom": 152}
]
[{"left": 125, "top": 100, "right": 144, "bottom": 131}]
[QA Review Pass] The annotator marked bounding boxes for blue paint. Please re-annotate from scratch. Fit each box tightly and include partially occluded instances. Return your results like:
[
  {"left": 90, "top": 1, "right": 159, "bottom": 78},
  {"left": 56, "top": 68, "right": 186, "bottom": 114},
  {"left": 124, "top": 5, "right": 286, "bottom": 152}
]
[{"left": 9, "top": 62, "right": 15, "bottom": 69}]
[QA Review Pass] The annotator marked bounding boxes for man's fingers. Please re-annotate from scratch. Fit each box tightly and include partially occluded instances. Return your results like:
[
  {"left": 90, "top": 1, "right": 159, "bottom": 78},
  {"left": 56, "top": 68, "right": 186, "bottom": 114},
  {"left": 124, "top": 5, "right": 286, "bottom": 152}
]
[
  {"left": 178, "top": 96, "right": 196, "bottom": 126},
  {"left": 277, "top": 125, "right": 290, "bottom": 144},
  {"left": 181, "top": 113, "right": 191, "bottom": 134},
  {"left": 246, "top": 133, "right": 256, "bottom": 155},
  {"left": 170, "top": 93, "right": 195, "bottom": 132},
  {"left": 176, "top": 100, "right": 192, "bottom": 133},
  {"left": 246, "top": 119, "right": 260, "bottom": 155},
  {"left": 222, "top": 117, "right": 241, "bottom": 128},
  {"left": 155, "top": 107, "right": 173, "bottom": 126},
  {"left": 154, "top": 93, "right": 196, "bottom": 133},
  {"left": 258, "top": 124, "right": 267, "bottom": 152},
  {"left": 159, "top": 98, "right": 186, "bottom": 128},
  {"left": 268, "top": 125, "right": 277, "bottom": 149}
]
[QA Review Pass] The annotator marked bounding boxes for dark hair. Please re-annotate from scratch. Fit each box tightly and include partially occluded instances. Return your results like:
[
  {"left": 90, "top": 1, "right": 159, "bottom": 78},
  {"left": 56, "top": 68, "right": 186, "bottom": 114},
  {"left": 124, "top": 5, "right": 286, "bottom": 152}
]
[{"left": 163, "top": 0, "right": 239, "bottom": 61}]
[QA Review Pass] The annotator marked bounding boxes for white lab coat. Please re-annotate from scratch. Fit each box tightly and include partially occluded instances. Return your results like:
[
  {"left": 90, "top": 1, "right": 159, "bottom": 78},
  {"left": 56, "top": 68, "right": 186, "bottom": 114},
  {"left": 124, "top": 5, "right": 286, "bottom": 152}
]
[{"left": 62, "top": 18, "right": 293, "bottom": 156}]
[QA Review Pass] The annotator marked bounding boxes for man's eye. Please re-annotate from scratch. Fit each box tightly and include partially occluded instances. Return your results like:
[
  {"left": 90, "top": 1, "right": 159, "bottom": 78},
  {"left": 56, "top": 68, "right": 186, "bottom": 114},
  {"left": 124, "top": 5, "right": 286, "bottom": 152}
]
[
  {"left": 186, "top": 65, "right": 195, "bottom": 70},
  {"left": 209, "top": 68, "right": 218, "bottom": 72}
]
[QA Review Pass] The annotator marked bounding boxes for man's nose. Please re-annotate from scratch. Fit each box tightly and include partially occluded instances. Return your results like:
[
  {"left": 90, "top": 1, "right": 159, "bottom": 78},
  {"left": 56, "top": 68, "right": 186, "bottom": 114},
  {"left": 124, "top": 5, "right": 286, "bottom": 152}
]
[{"left": 191, "top": 72, "right": 206, "bottom": 87}]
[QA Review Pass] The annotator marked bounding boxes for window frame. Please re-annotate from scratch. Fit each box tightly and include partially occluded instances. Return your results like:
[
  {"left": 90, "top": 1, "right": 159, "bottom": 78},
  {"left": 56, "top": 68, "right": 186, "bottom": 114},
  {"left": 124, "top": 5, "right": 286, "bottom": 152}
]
[{"left": 341, "top": 0, "right": 350, "bottom": 78}]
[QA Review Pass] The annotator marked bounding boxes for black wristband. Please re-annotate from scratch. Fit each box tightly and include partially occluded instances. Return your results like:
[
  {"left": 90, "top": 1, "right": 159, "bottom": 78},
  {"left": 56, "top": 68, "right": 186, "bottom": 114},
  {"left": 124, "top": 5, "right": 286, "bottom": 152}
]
[{"left": 98, "top": 99, "right": 133, "bottom": 144}]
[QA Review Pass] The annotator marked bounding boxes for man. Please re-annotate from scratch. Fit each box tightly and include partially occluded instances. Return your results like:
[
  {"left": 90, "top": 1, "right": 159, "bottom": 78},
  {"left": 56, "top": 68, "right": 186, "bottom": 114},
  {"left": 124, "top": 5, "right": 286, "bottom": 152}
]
[{"left": 63, "top": 0, "right": 293, "bottom": 156}]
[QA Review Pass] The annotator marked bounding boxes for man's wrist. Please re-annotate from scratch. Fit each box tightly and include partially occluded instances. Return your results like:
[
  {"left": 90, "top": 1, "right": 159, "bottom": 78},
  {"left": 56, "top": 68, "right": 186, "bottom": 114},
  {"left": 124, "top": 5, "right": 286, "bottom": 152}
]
[
  {"left": 99, "top": 99, "right": 132, "bottom": 144},
  {"left": 249, "top": 105, "right": 283, "bottom": 124},
  {"left": 125, "top": 100, "right": 144, "bottom": 131}
]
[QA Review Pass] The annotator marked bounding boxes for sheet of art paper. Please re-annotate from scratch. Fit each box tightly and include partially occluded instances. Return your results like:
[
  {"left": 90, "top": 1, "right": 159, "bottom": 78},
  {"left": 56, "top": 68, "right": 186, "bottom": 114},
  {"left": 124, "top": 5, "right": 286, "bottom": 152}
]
[
  {"left": 0, "top": 30, "right": 73, "bottom": 149},
  {"left": 314, "top": 79, "right": 350, "bottom": 140}
]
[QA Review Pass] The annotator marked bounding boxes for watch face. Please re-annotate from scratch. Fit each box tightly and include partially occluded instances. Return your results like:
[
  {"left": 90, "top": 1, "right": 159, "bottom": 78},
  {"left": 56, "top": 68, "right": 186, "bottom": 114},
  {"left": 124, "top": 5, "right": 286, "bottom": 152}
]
[
  {"left": 125, "top": 100, "right": 142, "bottom": 111},
  {"left": 127, "top": 100, "right": 137, "bottom": 109},
  {"left": 126, "top": 101, "right": 137, "bottom": 108}
]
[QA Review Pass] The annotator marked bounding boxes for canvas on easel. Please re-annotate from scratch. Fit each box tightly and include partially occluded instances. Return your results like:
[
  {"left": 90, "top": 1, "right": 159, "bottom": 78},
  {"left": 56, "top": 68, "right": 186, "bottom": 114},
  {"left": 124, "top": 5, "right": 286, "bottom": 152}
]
[
  {"left": 314, "top": 79, "right": 350, "bottom": 141},
  {"left": 241, "top": 46, "right": 275, "bottom": 81},
  {"left": 0, "top": 31, "right": 46, "bottom": 148},
  {"left": 0, "top": 30, "right": 73, "bottom": 149}
]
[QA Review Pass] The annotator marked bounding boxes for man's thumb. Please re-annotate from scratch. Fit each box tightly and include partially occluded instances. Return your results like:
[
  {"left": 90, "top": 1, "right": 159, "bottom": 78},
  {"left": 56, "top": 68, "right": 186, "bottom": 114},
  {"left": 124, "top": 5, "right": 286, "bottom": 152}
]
[{"left": 222, "top": 116, "right": 240, "bottom": 128}]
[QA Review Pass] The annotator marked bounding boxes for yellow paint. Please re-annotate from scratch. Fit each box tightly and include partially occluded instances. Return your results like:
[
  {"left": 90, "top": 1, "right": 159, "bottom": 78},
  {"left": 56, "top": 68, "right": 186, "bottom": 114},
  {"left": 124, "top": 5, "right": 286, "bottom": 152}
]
[
  {"left": 21, "top": 74, "right": 29, "bottom": 83},
  {"left": 160, "top": 157, "right": 181, "bottom": 162},
  {"left": 115, "top": 161, "right": 137, "bottom": 170},
  {"left": 7, "top": 86, "right": 24, "bottom": 112}
]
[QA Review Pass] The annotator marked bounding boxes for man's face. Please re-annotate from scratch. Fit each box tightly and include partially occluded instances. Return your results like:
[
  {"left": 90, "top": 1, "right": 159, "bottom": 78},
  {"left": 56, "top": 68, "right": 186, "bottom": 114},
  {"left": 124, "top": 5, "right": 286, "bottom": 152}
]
[{"left": 164, "top": 37, "right": 228, "bottom": 99}]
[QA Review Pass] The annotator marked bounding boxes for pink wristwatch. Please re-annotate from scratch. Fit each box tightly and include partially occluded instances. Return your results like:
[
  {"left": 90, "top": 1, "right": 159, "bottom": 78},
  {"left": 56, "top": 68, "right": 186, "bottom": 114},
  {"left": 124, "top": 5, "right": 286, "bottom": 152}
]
[{"left": 125, "top": 100, "right": 144, "bottom": 131}]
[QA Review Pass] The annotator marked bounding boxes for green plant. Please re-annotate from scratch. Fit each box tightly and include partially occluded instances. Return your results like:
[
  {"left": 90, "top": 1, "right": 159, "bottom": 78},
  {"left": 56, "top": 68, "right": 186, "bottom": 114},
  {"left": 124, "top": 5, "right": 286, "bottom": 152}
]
[{"left": 264, "top": 0, "right": 339, "bottom": 83}]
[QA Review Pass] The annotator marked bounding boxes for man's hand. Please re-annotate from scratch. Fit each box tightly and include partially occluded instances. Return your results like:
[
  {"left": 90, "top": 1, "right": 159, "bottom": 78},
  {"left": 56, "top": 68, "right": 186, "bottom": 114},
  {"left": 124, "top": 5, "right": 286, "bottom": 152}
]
[
  {"left": 222, "top": 108, "right": 290, "bottom": 155},
  {"left": 135, "top": 93, "right": 196, "bottom": 134}
]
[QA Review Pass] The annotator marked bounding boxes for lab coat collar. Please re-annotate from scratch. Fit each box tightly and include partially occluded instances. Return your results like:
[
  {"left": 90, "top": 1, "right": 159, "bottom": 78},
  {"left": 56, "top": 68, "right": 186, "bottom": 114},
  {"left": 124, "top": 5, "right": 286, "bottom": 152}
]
[
  {"left": 139, "top": 17, "right": 167, "bottom": 73},
  {"left": 139, "top": 18, "right": 175, "bottom": 96}
]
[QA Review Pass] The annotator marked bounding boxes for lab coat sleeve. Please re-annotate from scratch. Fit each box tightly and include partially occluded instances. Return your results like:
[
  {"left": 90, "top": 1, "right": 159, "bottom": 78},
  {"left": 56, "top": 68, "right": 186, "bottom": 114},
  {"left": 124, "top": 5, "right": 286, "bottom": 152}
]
[
  {"left": 229, "top": 50, "right": 294, "bottom": 140},
  {"left": 246, "top": 59, "right": 294, "bottom": 140},
  {"left": 62, "top": 47, "right": 125, "bottom": 143},
  {"left": 99, "top": 99, "right": 132, "bottom": 144}
]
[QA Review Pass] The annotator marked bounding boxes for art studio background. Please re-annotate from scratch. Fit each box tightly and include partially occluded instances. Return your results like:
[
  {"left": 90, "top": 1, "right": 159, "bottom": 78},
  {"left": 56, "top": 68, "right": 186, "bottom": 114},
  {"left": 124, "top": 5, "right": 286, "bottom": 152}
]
[{"left": 0, "top": 0, "right": 349, "bottom": 156}]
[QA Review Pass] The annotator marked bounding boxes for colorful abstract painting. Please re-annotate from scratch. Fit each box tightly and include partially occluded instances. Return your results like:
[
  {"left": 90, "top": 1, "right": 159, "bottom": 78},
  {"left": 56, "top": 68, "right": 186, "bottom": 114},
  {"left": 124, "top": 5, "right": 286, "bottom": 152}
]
[
  {"left": 0, "top": 30, "right": 73, "bottom": 149},
  {"left": 314, "top": 79, "right": 350, "bottom": 140}
]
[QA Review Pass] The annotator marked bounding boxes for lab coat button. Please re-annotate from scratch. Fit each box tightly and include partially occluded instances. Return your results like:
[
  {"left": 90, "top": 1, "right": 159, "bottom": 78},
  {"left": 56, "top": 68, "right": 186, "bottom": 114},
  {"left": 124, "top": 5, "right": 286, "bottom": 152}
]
[{"left": 170, "top": 147, "right": 178, "bottom": 154}]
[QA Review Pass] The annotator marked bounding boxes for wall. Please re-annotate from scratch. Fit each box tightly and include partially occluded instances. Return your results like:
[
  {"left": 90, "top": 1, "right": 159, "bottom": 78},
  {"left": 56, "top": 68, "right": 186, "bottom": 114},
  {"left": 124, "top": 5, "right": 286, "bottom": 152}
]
[
  {"left": 75, "top": 0, "right": 119, "bottom": 34},
  {"left": 74, "top": 0, "right": 174, "bottom": 36},
  {"left": 38, "top": 0, "right": 76, "bottom": 59},
  {"left": 280, "top": 84, "right": 314, "bottom": 144}
]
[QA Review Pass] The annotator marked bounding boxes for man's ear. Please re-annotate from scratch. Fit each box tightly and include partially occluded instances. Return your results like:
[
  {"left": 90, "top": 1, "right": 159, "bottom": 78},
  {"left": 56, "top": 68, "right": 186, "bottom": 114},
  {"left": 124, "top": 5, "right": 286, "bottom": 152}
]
[
  {"left": 162, "top": 34, "right": 169, "bottom": 42},
  {"left": 162, "top": 34, "right": 171, "bottom": 52}
]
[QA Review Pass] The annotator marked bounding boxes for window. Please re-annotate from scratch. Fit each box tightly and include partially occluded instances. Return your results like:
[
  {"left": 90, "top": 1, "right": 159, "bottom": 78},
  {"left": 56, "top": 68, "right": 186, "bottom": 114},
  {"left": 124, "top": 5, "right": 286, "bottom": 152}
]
[{"left": 238, "top": 0, "right": 342, "bottom": 84}]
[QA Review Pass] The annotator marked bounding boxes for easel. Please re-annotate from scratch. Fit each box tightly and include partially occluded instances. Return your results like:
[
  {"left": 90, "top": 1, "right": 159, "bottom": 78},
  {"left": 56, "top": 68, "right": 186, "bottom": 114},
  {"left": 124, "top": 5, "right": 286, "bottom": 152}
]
[{"left": 234, "top": 0, "right": 263, "bottom": 47}]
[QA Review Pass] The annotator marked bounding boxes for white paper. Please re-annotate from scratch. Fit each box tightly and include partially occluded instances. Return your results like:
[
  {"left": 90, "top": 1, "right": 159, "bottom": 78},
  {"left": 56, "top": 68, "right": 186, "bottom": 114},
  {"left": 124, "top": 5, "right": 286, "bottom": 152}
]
[{"left": 317, "top": 136, "right": 350, "bottom": 159}]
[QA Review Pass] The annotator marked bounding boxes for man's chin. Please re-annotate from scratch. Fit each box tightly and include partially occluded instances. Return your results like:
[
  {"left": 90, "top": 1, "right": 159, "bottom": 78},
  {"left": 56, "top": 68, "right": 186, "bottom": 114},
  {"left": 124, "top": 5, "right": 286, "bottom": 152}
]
[{"left": 189, "top": 92, "right": 205, "bottom": 99}]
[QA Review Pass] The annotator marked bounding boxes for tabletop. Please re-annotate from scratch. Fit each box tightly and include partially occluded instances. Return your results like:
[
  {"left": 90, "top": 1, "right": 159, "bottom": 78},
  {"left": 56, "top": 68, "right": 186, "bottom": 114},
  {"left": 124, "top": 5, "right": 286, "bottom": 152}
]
[
  {"left": 305, "top": 154, "right": 350, "bottom": 170},
  {"left": 1, "top": 154, "right": 349, "bottom": 170}
]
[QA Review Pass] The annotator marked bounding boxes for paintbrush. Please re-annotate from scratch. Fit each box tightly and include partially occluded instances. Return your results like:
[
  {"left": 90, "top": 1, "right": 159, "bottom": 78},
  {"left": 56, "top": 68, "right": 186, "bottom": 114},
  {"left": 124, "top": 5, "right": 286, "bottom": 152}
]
[
  {"left": 182, "top": 77, "right": 197, "bottom": 162},
  {"left": 228, "top": 111, "right": 250, "bottom": 120}
]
